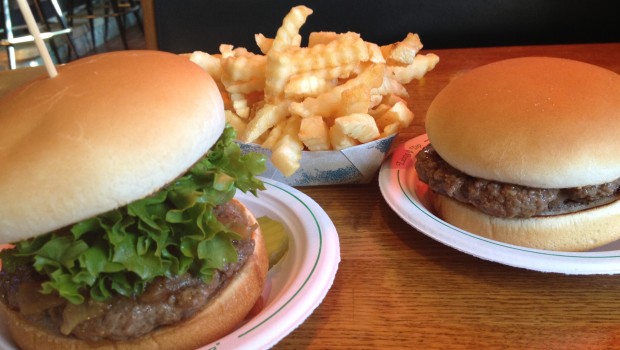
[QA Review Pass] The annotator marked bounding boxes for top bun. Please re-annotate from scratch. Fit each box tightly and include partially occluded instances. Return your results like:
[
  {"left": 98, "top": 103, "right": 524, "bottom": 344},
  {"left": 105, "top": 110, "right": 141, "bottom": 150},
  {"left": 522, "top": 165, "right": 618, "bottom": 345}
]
[
  {"left": 0, "top": 51, "right": 225, "bottom": 243},
  {"left": 425, "top": 56, "right": 620, "bottom": 189}
]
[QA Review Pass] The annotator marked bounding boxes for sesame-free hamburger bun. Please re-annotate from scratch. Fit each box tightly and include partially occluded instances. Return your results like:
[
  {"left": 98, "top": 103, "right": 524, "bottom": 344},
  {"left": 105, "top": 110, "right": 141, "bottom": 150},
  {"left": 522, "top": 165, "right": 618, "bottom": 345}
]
[
  {"left": 0, "top": 51, "right": 268, "bottom": 349},
  {"left": 416, "top": 57, "right": 620, "bottom": 251}
]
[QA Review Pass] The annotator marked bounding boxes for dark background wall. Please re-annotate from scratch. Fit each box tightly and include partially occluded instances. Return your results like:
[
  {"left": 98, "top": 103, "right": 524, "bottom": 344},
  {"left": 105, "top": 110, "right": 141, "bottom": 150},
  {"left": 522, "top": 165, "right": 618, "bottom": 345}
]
[{"left": 152, "top": 0, "right": 620, "bottom": 54}]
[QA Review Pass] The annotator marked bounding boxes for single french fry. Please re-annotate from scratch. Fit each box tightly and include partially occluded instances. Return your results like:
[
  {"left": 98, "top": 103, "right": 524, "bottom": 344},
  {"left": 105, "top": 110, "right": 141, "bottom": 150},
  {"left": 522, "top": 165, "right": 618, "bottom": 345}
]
[
  {"left": 381, "top": 32, "right": 423, "bottom": 66},
  {"left": 329, "top": 123, "right": 359, "bottom": 150},
  {"left": 219, "top": 44, "right": 235, "bottom": 58},
  {"left": 381, "top": 122, "right": 401, "bottom": 138},
  {"left": 242, "top": 102, "right": 289, "bottom": 143},
  {"left": 374, "top": 101, "right": 414, "bottom": 129},
  {"left": 230, "top": 93, "right": 250, "bottom": 119},
  {"left": 299, "top": 116, "right": 331, "bottom": 150},
  {"left": 295, "top": 62, "right": 358, "bottom": 83},
  {"left": 224, "top": 78, "right": 264, "bottom": 94},
  {"left": 371, "top": 75, "right": 409, "bottom": 98},
  {"left": 336, "top": 84, "right": 371, "bottom": 116},
  {"left": 333, "top": 113, "right": 380, "bottom": 143},
  {"left": 291, "top": 34, "right": 302, "bottom": 47},
  {"left": 308, "top": 31, "right": 340, "bottom": 46},
  {"left": 247, "top": 95, "right": 265, "bottom": 119},
  {"left": 284, "top": 74, "right": 333, "bottom": 99},
  {"left": 189, "top": 51, "right": 222, "bottom": 81},
  {"left": 220, "top": 89, "right": 232, "bottom": 110},
  {"left": 270, "top": 5, "right": 313, "bottom": 52},
  {"left": 264, "top": 50, "right": 296, "bottom": 102},
  {"left": 387, "top": 53, "right": 440, "bottom": 84},
  {"left": 366, "top": 42, "right": 386, "bottom": 64},
  {"left": 255, "top": 33, "right": 273, "bottom": 54},
  {"left": 271, "top": 116, "right": 303, "bottom": 176},
  {"left": 381, "top": 93, "right": 408, "bottom": 106},
  {"left": 225, "top": 110, "right": 247, "bottom": 135},
  {"left": 271, "top": 135, "right": 303, "bottom": 176},
  {"left": 287, "top": 32, "right": 369, "bottom": 72},
  {"left": 369, "top": 93, "right": 383, "bottom": 108},
  {"left": 256, "top": 32, "right": 301, "bottom": 55},
  {"left": 289, "top": 89, "right": 340, "bottom": 118},
  {"left": 369, "top": 103, "right": 392, "bottom": 118},
  {"left": 221, "top": 53, "right": 266, "bottom": 83},
  {"left": 260, "top": 121, "right": 285, "bottom": 149},
  {"left": 342, "top": 63, "right": 385, "bottom": 91}
]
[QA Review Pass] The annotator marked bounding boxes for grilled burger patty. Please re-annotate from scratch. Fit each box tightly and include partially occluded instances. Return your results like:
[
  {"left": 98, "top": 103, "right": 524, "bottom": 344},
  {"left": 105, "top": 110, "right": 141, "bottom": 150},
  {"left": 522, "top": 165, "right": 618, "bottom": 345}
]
[
  {"left": 415, "top": 145, "right": 620, "bottom": 218},
  {"left": 0, "top": 201, "right": 256, "bottom": 341}
]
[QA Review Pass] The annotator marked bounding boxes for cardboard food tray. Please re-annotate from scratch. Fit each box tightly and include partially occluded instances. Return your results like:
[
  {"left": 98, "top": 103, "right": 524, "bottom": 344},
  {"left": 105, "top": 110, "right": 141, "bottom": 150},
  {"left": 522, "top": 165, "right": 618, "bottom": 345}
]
[{"left": 238, "top": 134, "right": 396, "bottom": 186}]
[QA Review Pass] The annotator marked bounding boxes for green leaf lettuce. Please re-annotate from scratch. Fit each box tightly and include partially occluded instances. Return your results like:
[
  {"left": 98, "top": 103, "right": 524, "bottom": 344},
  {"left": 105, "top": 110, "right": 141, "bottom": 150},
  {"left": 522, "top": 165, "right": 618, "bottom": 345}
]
[{"left": 0, "top": 125, "right": 265, "bottom": 304}]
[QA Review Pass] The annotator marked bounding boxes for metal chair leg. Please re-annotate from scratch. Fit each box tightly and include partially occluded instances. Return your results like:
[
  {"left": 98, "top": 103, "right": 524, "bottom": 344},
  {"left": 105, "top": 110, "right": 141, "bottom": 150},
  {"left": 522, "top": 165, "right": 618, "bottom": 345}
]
[
  {"left": 5, "top": 46, "right": 16, "bottom": 69},
  {"left": 49, "top": 0, "right": 79, "bottom": 60},
  {"left": 2, "top": 0, "right": 17, "bottom": 69},
  {"left": 109, "top": 0, "right": 128, "bottom": 49},
  {"left": 31, "top": 0, "right": 63, "bottom": 64},
  {"left": 86, "top": 0, "right": 97, "bottom": 50},
  {"left": 103, "top": 0, "right": 110, "bottom": 42},
  {"left": 3, "top": 0, "right": 79, "bottom": 68},
  {"left": 127, "top": 0, "right": 142, "bottom": 33}
]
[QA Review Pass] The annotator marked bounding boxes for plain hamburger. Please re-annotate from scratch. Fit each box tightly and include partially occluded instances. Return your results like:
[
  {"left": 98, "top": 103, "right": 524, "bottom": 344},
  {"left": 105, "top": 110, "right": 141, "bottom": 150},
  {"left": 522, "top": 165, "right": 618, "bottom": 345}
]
[
  {"left": 415, "top": 56, "right": 620, "bottom": 252},
  {"left": 0, "top": 51, "right": 269, "bottom": 349}
]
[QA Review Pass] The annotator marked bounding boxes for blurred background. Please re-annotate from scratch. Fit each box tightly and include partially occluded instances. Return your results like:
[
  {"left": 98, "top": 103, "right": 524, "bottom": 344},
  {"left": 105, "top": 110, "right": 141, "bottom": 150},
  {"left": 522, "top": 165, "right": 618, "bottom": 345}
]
[
  {"left": 2, "top": 0, "right": 619, "bottom": 70},
  {"left": 151, "top": 0, "right": 620, "bottom": 53},
  {"left": 1, "top": 0, "right": 143, "bottom": 70}
]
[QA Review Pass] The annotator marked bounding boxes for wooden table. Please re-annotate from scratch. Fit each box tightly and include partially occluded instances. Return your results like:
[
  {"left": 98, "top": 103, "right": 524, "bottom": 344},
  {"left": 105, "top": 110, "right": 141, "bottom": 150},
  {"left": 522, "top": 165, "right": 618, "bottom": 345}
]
[
  {"left": 2, "top": 43, "right": 620, "bottom": 349},
  {"left": 275, "top": 43, "right": 620, "bottom": 350}
]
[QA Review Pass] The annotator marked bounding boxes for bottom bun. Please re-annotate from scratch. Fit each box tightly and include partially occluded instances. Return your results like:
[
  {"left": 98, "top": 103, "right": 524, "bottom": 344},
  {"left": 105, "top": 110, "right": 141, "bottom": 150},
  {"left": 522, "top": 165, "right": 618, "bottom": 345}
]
[
  {"left": 2, "top": 198, "right": 269, "bottom": 350},
  {"left": 431, "top": 194, "right": 620, "bottom": 252}
]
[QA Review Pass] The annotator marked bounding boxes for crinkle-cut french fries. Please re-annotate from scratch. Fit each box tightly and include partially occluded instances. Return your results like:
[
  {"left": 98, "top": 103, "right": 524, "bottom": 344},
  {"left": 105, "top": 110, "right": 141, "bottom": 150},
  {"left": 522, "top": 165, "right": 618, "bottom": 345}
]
[
  {"left": 381, "top": 32, "right": 424, "bottom": 66},
  {"left": 375, "top": 100, "right": 414, "bottom": 130},
  {"left": 387, "top": 53, "right": 441, "bottom": 84},
  {"left": 329, "top": 123, "right": 359, "bottom": 150},
  {"left": 269, "top": 5, "right": 313, "bottom": 52},
  {"left": 299, "top": 116, "right": 331, "bottom": 151},
  {"left": 225, "top": 110, "right": 247, "bottom": 134},
  {"left": 284, "top": 73, "right": 333, "bottom": 99},
  {"left": 288, "top": 63, "right": 385, "bottom": 119},
  {"left": 242, "top": 103, "right": 289, "bottom": 143},
  {"left": 230, "top": 92, "right": 250, "bottom": 119},
  {"left": 336, "top": 84, "right": 371, "bottom": 116},
  {"left": 333, "top": 113, "right": 380, "bottom": 143},
  {"left": 271, "top": 116, "right": 303, "bottom": 177},
  {"left": 186, "top": 5, "right": 439, "bottom": 177}
]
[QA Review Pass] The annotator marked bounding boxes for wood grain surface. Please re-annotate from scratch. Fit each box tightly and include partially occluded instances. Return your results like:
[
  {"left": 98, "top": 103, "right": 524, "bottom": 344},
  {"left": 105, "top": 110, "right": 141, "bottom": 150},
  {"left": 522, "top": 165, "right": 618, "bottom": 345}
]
[
  {"left": 1, "top": 43, "right": 619, "bottom": 350},
  {"left": 276, "top": 43, "right": 620, "bottom": 350}
]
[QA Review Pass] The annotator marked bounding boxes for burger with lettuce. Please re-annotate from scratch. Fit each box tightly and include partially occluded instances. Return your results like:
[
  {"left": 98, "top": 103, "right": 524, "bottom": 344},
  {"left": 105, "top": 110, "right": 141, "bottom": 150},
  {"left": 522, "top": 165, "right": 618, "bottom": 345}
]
[{"left": 0, "top": 51, "right": 269, "bottom": 349}]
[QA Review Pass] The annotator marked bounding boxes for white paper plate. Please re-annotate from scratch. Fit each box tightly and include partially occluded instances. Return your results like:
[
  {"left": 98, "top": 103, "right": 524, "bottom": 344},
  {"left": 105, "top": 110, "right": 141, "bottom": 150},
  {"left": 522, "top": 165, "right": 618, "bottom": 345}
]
[
  {"left": 379, "top": 134, "right": 620, "bottom": 275},
  {"left": 0, "top": 178, "right": 340, "bottom": 349}
]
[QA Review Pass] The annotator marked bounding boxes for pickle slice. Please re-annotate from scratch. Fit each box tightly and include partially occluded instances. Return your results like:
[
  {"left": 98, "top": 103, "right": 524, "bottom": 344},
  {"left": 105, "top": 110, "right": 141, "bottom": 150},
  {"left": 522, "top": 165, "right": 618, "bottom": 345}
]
[{"left": 257, "top": 216, "right": 289, "bottom": 268}]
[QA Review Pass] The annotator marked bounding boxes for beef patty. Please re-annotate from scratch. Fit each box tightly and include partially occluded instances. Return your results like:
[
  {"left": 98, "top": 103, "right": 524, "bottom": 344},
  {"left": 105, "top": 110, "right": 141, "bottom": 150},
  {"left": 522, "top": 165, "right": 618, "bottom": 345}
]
[
  {"left": 0, "top": 201, "right": 256, "bottom": 341},
  {"left": 415, "top": 144, "right": 620, "bottom": 218}
]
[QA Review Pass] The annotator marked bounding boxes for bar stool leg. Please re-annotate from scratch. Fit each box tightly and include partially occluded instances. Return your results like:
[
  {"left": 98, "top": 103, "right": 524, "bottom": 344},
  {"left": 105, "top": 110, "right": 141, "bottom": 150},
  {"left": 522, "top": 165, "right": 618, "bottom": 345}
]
[
  {"left": 127, "top": 0, "right": 142, "bottom": 33},
  {"left": 86, "top": 0, "right": 97, "bottom": 49},
  {"left": 49, "top": 0, "right": 79, "bottom": 60},
  {"left": 31, "top": 0, "right": 63, "bottom": 64},
  {"left": 103, "top": 0, "right": 110, "bottom": 43},
  {"left": 2, "top": 0, "right": 17, "bottom": 69},
  {"left": 109, "top": 0, "right": 128, "bottom": 49},
  {"left": 5, "top": 46, "right": 17, "bottom": 69},
  {"left": 3, "top": 0, "right": 78, "bottom": 68}
]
